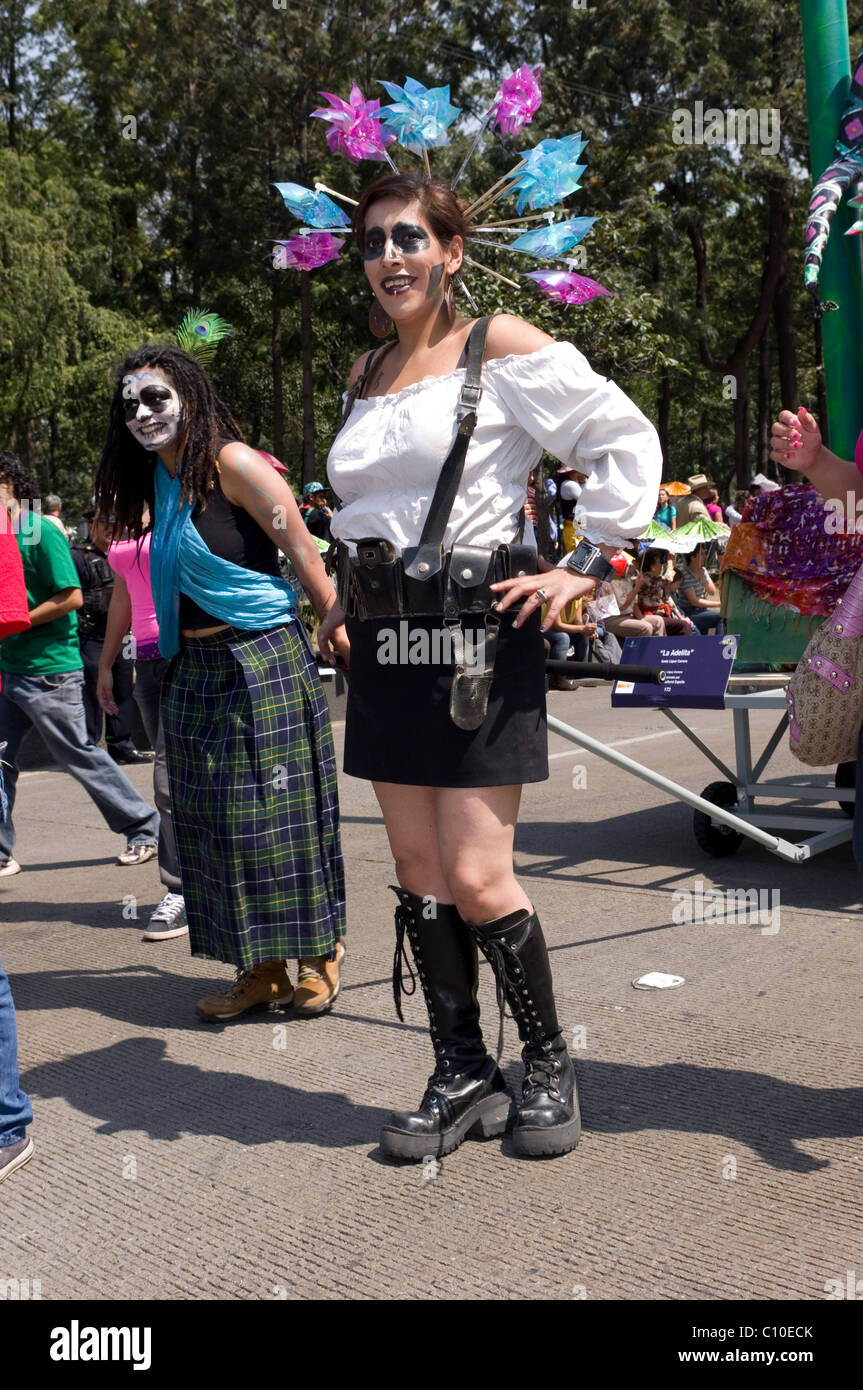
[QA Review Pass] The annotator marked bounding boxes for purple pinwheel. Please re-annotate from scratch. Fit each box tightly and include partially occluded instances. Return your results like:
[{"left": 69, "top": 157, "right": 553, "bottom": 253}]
[
  {"left": 506, "top": 133, "right": 588, "bottom": 214},
  {"left": 493, "top": 65, "right": 542, "bottom": 139},
  {"left": 273, "top": 182, "right": 351, "bottom": 229},
  {"left": 272, "top": 233, "right": 345, "bottom": 271},
  {"left": 524, "top": 269, "right": 612, "bottom": 306},
  {"left": 509, "top": 216, "right": 596, "bottom": 257},
  {"left": 378, "top": 77, "right": 460, "bottom": 154},
  {"left": 310, "top": 85, "right": 395, "bottom": 165}
]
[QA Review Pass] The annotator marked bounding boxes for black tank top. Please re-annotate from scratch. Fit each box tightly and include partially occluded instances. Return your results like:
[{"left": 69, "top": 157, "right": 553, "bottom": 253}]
[{"left": 179, "top": 448, "right": 281, "bottom": 629}]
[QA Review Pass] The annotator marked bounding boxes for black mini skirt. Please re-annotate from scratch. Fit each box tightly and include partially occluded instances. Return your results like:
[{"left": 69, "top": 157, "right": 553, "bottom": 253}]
[{"left": 343, "top": 610, "right": 548, "bottom": 788}]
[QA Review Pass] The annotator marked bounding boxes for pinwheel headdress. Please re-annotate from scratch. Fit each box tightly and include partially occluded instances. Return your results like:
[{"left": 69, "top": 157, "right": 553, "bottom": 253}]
[
  {"left": 270, "top": 66, "right": 610, "bottom": 314},
  {"left": 804, "top": 43, "right": 863, "bottom": 317}
]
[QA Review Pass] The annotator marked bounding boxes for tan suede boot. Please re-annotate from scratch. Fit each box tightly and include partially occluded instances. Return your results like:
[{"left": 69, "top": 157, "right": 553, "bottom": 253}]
[
  {"left": 293, "top": 941, "right": 345, "bottom": 1016},
  {"left": 196, "top": 961, "right": 294, "bottom": 1022}
]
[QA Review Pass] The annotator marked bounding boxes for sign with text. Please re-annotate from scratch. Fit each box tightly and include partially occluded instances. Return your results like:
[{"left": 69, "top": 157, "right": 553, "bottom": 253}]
[{"left": 612, "top": 634, "right": 738, "bottom": 709}]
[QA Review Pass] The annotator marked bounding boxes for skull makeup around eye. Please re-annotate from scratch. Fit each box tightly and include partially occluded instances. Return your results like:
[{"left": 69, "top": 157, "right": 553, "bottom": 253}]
[
  {"left": 363, "top": 221, "right": 432, "bottom": 261},
  {"left": 122, "top": 370, "right": 183, "bottom": 450}
]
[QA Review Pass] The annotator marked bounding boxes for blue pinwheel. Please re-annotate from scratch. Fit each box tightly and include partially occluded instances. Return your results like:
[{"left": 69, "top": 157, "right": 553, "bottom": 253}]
[
  {"left": 378, "top": 77, "right": 460, "bottom": 154},
  {"left": 509, "top": 216, "right": 597, "bottom": 258},
  {"left": 506, "top": 134, "right": 588, "bottom": 214},
  {"left": 273, "top": 182, "right": 351, "bottom": 229}
]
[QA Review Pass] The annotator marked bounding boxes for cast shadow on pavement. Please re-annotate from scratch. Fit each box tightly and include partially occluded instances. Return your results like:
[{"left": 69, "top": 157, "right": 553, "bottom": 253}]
[
  {"left": 10, "top": 964, "right": 430, "bottom": 1038},
  {"left": 22, "top": 1037, "right": 388, "bottom": 1147},
  {"left": 0, "top": 899, "right": 168, "bottom": 932},
  {"left": 10, "top": 964, "right": 256, "bottom": 1032},
  {"left": 16, "top": 1029, "right": 861, "bottom": 1173},
  {"left": 500, "top": 1057, "right": 858, "bottom": 1176},
  {"left": 515, "top": 808, "right": 863, "bottom": 910}
]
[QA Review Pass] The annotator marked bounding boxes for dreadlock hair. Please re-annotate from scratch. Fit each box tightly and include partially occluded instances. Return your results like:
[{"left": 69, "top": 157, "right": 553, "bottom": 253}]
[
  {"left": 93, "top": 344, "right": 244, "bottom": 541},
  {"left": 0, "top": 450, "right": 38, "bottom": 504}
]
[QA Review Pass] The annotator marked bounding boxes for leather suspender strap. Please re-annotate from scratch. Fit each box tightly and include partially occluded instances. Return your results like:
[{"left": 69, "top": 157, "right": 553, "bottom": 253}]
[
  {"left": 338, "top": 342, "right": 397, "bottom": 430},
  {"left": 333, "top": 342, "right": 397, "bottom": 510},
  {"left": 403, "top": 315, "right": 491, "bottom": 582}
]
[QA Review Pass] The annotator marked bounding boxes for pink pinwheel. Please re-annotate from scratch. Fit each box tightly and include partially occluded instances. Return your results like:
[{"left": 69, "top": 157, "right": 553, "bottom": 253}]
[
  {"left": 524, "top": 269, "right": 612, "bottom": 306},
  {"left": 272, "top": 233, "right": 345, "bottom": 271},
  {"left": 311, "top": 85, "right": 395, "bottom": 165},
  {"left": 493, "top": 65, "right": 542, "bottom": 139}
]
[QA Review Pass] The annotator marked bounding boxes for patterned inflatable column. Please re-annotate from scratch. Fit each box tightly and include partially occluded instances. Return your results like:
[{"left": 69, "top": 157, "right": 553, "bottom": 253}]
[{"left": 800, "top": 0, "right": 863, "bottom": 460}]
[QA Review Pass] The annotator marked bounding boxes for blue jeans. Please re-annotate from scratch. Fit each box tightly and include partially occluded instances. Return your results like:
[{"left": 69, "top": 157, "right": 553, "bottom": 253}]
[
  {"left": 547, "top": 632, "right": 590, "bottom": 662},
  {"left": 683, "top": 608, "right": 725, "bottom": 636},
  {"left": 0, "top": 670, "right": 159, "bottom": 858},
  {"left": 0, "top": 954, "right": 32, "bottom": 1145}
]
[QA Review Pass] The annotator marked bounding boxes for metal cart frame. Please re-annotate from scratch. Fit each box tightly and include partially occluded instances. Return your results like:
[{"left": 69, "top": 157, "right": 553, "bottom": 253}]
[{"left": 547, "top": 680, "right": 855, "bottom": 865}]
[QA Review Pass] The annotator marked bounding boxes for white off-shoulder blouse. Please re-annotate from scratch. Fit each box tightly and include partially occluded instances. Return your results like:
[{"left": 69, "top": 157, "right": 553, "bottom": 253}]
[{"left": 326, "top": 340, "right": 662, "bottom": 553}]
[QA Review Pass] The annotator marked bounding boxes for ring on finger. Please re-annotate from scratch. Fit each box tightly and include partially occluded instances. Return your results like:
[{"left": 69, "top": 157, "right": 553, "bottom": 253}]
[{"left": 535, "top": 588, "right": 548, "bottom": 603}]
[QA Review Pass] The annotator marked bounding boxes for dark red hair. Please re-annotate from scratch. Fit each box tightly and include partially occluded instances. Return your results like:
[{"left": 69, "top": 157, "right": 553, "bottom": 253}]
[{"left": 352, "top": 173, "right": 474, "bottom": 253}]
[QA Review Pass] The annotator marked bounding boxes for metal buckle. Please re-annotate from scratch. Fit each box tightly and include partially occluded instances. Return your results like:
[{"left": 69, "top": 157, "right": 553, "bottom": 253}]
[{"left": 459, "top": 383, "right": 483, "bottom": 409}]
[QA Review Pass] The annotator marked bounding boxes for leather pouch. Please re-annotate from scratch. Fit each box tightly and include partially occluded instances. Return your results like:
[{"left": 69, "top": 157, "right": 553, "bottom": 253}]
[
  {"left": 446, "top": 545, "right": 497, "bottom": 615},
  {"left": 402, "top": 544, "right": 447, "bottom": 615},
  {"left": 505, "top": 543, "right": 538, "bottom": 581},
  {"left": 449, "top": 614, "right": 501, "bottom": 730},
  {"left": 350, "top": 538, "right": 404, "bottom": 620}
]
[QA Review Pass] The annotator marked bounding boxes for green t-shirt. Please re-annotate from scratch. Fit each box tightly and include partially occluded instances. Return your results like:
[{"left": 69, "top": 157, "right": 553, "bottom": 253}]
[{"left": 0, "top": 522, "right": 82, "bottom": 674}]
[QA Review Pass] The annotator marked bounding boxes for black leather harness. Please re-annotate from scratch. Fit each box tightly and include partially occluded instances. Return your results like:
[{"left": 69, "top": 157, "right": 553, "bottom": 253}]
[{"left": 329, "top": 316, "right": 537, "bottom": 729}]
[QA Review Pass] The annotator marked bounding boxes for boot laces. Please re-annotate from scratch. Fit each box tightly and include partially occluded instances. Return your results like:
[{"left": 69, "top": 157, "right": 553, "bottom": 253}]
[
  {"left": 297, "top": 956, "right": 325, "bottom": 984},
  {"left": 523, "top": 1043, "right": 562, "bottom": 1102},
  {"left": 392, "top": 904, "right": 417, "bottom": 1022},
  {"left": 476, "top": 936, "right": 522, "bottom": 1060}
]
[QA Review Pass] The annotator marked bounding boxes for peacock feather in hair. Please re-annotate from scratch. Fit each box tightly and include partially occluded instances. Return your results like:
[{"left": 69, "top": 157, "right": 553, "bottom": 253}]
[
  {"left": 803, "top": 43, "right": 863, "bottom": 317},
  {"left": 176, "top": 309, "right": 234, "bottom": 364}
]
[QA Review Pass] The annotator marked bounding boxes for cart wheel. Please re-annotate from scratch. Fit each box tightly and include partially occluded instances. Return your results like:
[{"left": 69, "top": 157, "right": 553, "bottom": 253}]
[
  {"left": 835, "top": 760, "right": 856, "bottom": 819},
  {"left": 693, "top": 781, "right": 745, "bottom": 856}
]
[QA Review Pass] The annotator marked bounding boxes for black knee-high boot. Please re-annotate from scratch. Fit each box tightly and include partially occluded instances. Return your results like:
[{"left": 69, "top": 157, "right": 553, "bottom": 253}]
[
  {"left": 380, "top": 887, "right": 513, "bottom": 1162},
  {"left": 465, "top": 908, "right": 581, "bottom": 1158}
]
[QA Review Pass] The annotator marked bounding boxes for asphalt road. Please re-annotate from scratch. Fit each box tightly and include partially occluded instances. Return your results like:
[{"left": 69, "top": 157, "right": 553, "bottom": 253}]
[{"left": 1, "top": 686, "right": 861, "bottom": 1300}]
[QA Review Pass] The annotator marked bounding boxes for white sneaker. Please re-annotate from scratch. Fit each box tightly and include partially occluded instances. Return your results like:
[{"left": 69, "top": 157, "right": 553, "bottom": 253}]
[
  {"left": 117, "top": 840, "right": 158, "bottom": 867},
  {"left": 0, "top": 857, "right": 21, "bottom": 877},
  {"left": 142, "top": 892, "right": 189, "bottom": 941}
]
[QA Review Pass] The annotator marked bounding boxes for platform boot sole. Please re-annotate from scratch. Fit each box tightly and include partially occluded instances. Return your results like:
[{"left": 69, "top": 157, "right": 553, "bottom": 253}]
[
  {"left": 380, "top": 1091, "right": 513, "bottom": 1163},
  {"left": 512, "top": 1108, "right": 582, "bottom": 1158}
]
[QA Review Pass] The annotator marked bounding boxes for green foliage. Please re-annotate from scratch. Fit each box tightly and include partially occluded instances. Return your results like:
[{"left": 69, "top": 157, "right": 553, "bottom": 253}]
[{"left": 1, "top": 0, "right": 861, "bottom": 511}]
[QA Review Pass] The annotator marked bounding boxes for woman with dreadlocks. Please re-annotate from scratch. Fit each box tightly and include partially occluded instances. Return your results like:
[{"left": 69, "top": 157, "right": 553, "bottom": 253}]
[{"left": 95, "top": 344, "right": 347, "bottom": 1022}]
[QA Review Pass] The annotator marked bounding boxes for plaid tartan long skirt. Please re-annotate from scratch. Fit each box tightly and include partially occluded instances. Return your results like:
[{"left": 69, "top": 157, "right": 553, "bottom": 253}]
[{"left": 161, "top": 622, "right": 345, "bottom": 969}]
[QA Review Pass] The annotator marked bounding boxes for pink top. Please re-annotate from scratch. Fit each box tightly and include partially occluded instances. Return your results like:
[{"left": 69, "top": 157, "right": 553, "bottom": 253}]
[
  {"left": 706, "top": 503, "right": 724, "bottom": 522},
  {"left": 107, "top": 534, "right": 159, "bottom": 652}
]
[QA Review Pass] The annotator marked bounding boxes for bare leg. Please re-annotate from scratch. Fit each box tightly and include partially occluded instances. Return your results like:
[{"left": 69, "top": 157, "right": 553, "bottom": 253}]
[
  {"left": 435, "top": 784, "right": 531, "bottom": 922},
  {"left": 372, "top": 781, "right": 451, "bottom": 901}
]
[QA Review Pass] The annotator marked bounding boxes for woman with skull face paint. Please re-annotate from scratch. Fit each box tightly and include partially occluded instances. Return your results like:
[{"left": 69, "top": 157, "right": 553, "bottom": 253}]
[
  {"left": 318, "top": 172, "right": 661, "bottom": 1161},
  {"left": 95, "top": 345, "right": 348, "bottom": 1022}
]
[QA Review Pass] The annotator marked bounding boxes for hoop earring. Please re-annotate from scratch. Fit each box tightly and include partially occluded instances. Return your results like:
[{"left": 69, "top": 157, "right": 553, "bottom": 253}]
[
  {"left": 444, "top": 273, "right": 456, "bottom": 323},
  {"left": 369, "top": 297, "right": 394, "bottom": 338}
]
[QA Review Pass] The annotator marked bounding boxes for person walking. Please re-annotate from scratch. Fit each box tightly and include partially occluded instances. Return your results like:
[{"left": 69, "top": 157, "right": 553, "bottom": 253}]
[
  {"left": 0, "top": 509, "right": 34, "bottom": 1181},
  {"left": 318, "top": 171, "right": 660, "bottom": 1161},
  {"left": 71, "top": 508, "right": 153, "bottom": 765},
  {"left": 93, "top": 347, "right": 347, "bottom": 1019},
  {"left": 0, "top": 451, "right": 159, "bottom": 876},
  {"left": 98, "top": 527, "right": 187, "bottom": 942}
]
